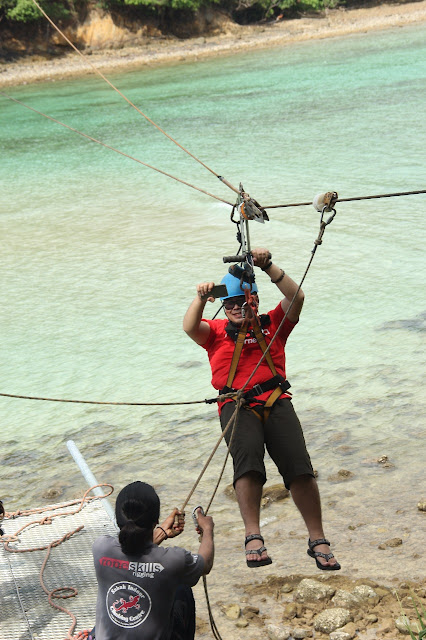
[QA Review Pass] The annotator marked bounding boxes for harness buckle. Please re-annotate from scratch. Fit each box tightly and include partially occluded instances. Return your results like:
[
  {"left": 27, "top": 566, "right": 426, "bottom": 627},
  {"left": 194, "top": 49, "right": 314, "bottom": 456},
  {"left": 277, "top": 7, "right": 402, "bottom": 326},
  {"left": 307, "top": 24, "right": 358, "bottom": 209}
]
[{"left": 251, "top": 383, "right": 263, "bottom": 396}]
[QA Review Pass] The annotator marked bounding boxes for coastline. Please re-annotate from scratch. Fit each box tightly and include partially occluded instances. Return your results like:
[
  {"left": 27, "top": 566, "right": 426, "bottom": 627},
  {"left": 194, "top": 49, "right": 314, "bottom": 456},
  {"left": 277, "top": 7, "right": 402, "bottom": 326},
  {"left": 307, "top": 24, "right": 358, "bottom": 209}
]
[{"left": 1, "top": 0, "right": 426, "bottom": 88}]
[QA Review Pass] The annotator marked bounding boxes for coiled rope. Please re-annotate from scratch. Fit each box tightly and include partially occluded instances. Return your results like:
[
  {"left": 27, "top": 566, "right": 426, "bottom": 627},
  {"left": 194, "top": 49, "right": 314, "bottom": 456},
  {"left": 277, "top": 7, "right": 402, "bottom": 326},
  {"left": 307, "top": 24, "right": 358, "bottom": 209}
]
[{"left": 2, "top": 484, "right": 113, "bottom": 640}]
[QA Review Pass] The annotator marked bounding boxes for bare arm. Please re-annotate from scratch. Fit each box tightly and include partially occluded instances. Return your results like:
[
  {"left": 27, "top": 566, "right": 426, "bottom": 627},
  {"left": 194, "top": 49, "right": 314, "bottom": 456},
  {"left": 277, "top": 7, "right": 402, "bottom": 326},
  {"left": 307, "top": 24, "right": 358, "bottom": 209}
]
[
  {"left": 183, "top": 282, "right": 215, "bottom": 345},
  {"left": 153, "top": 508, "right": 185, "bottom": 545},
  {"left": 252, "top": 248, "right": 304, "bottom": 323},
  {"left": 195, "top": 510, "right": 215, "bottom": 575}
]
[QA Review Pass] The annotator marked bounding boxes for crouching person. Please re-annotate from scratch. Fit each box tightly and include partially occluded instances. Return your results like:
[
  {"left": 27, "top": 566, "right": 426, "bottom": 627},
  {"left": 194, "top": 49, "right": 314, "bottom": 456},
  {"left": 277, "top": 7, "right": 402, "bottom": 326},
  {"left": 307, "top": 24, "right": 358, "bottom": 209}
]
[{"left": 92, "top": 481, "right": 214, "bottom": 639}]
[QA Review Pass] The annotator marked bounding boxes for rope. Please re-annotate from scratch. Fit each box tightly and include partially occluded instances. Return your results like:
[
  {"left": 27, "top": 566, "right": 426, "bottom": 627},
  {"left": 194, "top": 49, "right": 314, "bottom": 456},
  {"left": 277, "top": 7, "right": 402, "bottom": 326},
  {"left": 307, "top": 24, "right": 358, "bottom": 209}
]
[
  {"left": 180, "top": 398, "right": 242, "bottom": 512},
  {"left": 0, "top": 391, "right": 209, "bottom": 405},
  {"left": 189, "top": 401, "right": 243, "bottom": 640},
  {"left": 239, "top": 210, "right": 336, "bottom": 394},
  {"left": 0, "top": 92, "right": 233, "bottom": 206},
  {"left": 263, "top": 189, "right": 426, "bottom": 209},
  {"left": 2, "top": 484, "right": 113, "bottom": 640},
  {"left": 27, "top": 0, "right": 241, "bottom": 198}
]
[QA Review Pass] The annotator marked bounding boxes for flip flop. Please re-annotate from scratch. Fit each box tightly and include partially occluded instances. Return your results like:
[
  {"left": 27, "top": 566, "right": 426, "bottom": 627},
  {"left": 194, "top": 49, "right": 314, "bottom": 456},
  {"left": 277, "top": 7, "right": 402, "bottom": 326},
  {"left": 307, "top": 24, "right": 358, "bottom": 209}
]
[{"left": 245, "top": 534, "right": 272, "bottom": 568}]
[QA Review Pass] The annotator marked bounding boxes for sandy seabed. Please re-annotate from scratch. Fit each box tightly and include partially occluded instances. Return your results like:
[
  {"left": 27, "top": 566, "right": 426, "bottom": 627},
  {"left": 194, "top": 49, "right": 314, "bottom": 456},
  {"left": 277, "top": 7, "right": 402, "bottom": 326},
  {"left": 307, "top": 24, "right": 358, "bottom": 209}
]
[{"left": 1, "top": 1, "right": 426, "bottom": 88}]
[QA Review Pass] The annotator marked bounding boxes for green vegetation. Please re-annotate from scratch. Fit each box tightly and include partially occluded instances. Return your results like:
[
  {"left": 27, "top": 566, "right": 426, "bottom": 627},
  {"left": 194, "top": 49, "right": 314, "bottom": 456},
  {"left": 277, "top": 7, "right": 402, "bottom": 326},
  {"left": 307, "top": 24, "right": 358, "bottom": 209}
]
[
  {"left": 0, "top": 0, "right": 355, "bottom": 25},
  {"left": 397, "top": 591, "right": 426, "bottom": 640},
  {"left": 0, "top": 0, "right": 72, "bottom": 22}
]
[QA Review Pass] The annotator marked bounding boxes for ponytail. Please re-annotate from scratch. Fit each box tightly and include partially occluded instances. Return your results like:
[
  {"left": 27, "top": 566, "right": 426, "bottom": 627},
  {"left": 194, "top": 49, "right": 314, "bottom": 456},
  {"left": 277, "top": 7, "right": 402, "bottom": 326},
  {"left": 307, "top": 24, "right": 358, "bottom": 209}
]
[{"left": 118, "top": 520, "right": 152, "bottom": 555}]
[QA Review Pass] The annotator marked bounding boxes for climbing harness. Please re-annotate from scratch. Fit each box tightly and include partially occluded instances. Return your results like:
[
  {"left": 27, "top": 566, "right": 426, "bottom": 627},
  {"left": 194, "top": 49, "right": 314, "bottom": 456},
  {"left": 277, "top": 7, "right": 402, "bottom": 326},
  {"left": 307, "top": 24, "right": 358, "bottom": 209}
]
[{"left": 218, "top": 287, "right": 291, "bottom": 423}]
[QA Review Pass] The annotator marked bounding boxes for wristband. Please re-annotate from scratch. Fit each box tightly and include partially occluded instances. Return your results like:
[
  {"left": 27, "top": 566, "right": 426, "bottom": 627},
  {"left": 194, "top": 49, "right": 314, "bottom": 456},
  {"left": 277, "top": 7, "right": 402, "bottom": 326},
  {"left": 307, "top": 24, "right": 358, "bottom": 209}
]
[
  {"left": 261, "top": 261, "right": 273, "bottom": 271},
  {"left": 156, "top": 525, "right": 168, "bottom": 540},
  {"left": 271, "top": 269, "right": 285, "bottom": 284}
]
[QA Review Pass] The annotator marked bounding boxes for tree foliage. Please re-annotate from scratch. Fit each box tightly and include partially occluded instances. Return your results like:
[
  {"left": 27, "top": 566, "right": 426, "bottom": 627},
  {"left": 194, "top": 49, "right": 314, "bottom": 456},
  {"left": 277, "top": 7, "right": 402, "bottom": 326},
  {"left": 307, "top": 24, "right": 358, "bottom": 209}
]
[
  {"left": 0, "top": 0, "right": 71, "bottom": 22},
  {"left": 0, "top": 0, "right": 350, "bottom": 25}
]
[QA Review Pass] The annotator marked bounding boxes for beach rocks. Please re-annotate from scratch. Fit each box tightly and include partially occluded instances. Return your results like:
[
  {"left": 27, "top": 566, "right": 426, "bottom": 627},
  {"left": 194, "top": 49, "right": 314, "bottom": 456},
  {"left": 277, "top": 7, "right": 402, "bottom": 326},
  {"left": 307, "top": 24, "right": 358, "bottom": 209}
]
[
  {"left": 283, "top": 602, "right": 303, "bottom": 619},
  {"left": 329, "top": 628, "right": 356, "bottom": 640},
  {"left": 41, "top": 486, "right": 63, "bottom": 500},
  {"left": 238, "top": 574, "right": 426, "bottom": 639},
  {"left": 292, "top": 628, "right": 310, "bottom": 638},
  {"left": 223, "top": 603, "right": 240, "bottom": 619},
  {"left": 267, "top": 625, "right": 291, "bottom": 640},
  {"left": 313, "top": 608, "right": 352, "bottom": 633},
  {"left": 377, "top": 454, "right": 395, "bottom": 468},
  {"left": 395, "top": 615, "right": 413, "bottom": 634},
  {"left": 294, "top": 578, "right": 335, "bottom": 602},
  {"left": 378, "top": 537, "right": 403, "bottom": 550},
  {"left": 327, "top": 469, "right": 354, "bottom": 482},
  {"left": 224, "top": 482, "right": 290, "bottom": 506},
  {"left": 262, "top": 484, "right": 290, "bottom": 503},
  {"left": 417, "top": 500, "right": 426, "bottom": 511},
  {"left": 331, "top": 589, "right": 362, "bottom": 609},
  {"left": 352, "top": 585, "right": 378, "bottom": 601}
]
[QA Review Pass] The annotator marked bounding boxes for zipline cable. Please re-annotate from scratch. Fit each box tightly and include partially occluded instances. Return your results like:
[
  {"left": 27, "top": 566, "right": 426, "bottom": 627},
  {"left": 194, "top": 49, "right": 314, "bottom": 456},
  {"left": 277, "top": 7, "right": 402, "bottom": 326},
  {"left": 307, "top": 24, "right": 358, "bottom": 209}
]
[
  {"left": 28, "top": 0, "right": 241, "bottom": 196},
  {"left": 0, "top": 92, "right": 234, "bottom": 206},
  {"left": 263, "top": 189, "right": 426, "bottom": 209}
]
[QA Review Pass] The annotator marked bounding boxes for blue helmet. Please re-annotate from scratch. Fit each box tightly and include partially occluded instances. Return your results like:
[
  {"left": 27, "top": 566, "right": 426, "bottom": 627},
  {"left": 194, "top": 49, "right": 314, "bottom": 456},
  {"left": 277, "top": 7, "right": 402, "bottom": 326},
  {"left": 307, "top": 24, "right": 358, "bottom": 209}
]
[{"left": 220, "top": 272, "right": 258, "bottom": 301}]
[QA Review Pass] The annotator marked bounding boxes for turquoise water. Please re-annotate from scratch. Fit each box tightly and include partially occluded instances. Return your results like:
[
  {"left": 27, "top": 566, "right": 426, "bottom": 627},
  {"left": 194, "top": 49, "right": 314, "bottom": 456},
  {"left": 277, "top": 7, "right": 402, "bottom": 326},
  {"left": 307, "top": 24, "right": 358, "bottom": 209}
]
[{"left": 1, "top": 24, "right": 425, "bottom": 584}]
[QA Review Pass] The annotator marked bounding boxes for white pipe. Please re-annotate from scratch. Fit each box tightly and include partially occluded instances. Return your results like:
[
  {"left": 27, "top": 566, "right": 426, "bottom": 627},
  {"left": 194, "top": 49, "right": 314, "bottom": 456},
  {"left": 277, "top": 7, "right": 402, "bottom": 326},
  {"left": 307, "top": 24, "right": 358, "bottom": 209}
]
[{"left": 67, "top": 439, "right": 117, "bottom": 526}]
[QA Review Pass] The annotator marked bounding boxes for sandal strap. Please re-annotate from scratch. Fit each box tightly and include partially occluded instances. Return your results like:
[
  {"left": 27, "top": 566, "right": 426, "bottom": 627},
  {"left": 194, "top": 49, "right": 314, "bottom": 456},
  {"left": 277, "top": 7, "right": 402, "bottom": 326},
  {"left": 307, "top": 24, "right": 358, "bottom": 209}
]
[
  {"left": 245, "top": 545, "right": 267, "bottom": 557},
  {"left": 308, "top": 538, "right": 330, "bottom": 550},
  {"left": 245, "top": 534, "right": 264, "bottom": 546},
  {"left": 312, "top": 551, "right": 335, "bottom": 561}
]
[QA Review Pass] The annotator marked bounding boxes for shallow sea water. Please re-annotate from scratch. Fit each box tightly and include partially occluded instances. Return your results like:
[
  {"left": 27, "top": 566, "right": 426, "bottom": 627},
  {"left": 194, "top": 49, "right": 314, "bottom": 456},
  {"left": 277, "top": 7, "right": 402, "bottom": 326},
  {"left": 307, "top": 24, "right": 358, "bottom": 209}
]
[{"left": 1, "top": 23, "right": 425, "bottom": 604}]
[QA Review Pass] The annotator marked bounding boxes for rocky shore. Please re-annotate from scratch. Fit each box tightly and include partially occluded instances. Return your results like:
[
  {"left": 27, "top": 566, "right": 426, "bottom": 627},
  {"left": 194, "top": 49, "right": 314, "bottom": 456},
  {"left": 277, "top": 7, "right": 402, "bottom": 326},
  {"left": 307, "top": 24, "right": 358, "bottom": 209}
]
[
  {"left": 207, "top": 573, "right": 426, "bottom": 640},
  {"left": 1, "top": 0, "right": 426, "bottom": 88},
  {"left": 192, "top": 482, "right": 426, "bottom": 640}
]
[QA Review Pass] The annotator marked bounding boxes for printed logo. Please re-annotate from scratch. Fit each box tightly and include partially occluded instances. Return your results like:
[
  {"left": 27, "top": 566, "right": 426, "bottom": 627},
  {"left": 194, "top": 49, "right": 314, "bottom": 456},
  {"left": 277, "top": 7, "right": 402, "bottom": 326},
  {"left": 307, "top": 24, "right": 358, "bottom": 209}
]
[
  {"left": 106, "top": 581, "right": 151, "bottom": 628},
  {"left": 99, "top": 557, "right": 164, "bottom": 578},
  {"left": 128, "top": 561, "right": 164, "bottom": 578}
]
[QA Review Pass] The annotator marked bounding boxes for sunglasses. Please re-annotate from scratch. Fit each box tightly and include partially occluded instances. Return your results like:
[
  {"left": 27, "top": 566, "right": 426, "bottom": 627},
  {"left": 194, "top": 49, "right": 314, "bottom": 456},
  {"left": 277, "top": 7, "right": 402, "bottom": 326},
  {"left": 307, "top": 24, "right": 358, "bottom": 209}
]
[{"left": 223, "top": 294, "right": 258, "bottom": 310}]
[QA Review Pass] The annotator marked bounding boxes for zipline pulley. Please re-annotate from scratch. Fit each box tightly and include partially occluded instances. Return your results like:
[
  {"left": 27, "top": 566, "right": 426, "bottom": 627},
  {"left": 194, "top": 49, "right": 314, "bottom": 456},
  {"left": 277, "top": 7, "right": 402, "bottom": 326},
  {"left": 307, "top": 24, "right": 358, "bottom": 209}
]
[{"left": 223, "top": 183, "right": 269, "bottom": 269}]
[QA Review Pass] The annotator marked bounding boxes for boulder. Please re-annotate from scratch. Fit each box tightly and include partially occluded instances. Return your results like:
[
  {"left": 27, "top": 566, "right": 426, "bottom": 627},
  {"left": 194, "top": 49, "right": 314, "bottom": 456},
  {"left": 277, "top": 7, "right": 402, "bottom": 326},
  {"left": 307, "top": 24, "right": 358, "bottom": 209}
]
[
  {"left": 314, "top": 608, "right": 352, "bottom": 634},
  {"left": 331, "top": 589, "right": 362, "bottom": 609},
  {"left": 294, "top": 578, "right": 335, "bottom": 603},
  {"left": 267, "top": 624, "right": 291, "bottom": 640},
  {"left": 352, "top": 585, "right": 378, "bottom": 600}
]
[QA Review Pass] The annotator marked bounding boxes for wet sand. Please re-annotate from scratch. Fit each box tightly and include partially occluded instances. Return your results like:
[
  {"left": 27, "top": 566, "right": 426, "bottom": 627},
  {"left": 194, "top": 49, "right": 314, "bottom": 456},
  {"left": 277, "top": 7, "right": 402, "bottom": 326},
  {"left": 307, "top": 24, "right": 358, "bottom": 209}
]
[{"left": 1, "top": 1, "right": 426, "bottom": 88}]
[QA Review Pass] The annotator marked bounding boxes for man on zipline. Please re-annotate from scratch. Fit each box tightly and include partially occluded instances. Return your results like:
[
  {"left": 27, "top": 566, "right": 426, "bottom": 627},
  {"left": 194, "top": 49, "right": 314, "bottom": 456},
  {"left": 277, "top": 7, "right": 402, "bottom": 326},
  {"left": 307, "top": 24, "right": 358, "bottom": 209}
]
[{"left": 183, "top": 248, "right": 340, "bottom": 570}]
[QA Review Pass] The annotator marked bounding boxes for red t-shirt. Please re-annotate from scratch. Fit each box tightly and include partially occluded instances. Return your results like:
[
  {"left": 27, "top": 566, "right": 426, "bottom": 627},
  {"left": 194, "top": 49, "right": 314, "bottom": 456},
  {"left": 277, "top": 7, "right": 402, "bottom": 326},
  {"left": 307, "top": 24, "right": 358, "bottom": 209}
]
[{"left": 202, "top": 302, "right": 297, "bottom": 410}]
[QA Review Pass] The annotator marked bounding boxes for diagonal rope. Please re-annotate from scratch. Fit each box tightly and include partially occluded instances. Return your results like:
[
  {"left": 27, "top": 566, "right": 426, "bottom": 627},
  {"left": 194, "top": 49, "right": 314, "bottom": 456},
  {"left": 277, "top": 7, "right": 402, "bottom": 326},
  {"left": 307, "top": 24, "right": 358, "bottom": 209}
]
[
  {"left": 28, "top": 0, "right": 239, "bottom": 196},
  {"left": 239, "top": 213, "right": 335, "bottom": 394},
  {"left": 0, "top": 92, "right": 234, "bottom": 206}
]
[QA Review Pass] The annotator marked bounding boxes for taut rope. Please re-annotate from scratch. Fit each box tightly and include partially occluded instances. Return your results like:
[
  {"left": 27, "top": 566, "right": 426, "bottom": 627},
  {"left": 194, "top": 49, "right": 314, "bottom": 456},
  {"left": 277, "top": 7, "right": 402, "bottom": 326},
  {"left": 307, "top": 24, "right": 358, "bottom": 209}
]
[
  {"left": 27, "top": 0, "right": 241, "bottom": 197},
  {"left": 0, "top": 92, "right": 233, "bottom": 206}
]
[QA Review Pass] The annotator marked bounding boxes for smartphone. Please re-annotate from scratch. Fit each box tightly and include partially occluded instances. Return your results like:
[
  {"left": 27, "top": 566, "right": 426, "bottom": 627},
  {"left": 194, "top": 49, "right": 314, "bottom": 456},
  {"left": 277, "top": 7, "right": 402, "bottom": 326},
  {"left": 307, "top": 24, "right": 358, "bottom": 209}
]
[{"left": 201, "top": 284, "right": 228, "bottom": 300}]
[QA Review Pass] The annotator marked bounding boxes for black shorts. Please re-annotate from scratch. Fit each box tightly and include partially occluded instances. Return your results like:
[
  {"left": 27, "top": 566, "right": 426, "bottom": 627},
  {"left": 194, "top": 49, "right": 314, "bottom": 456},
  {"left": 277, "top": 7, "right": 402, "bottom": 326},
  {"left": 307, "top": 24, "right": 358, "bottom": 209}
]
[{"left": 219, "top": 398, "right": 314, "bottom": 489}]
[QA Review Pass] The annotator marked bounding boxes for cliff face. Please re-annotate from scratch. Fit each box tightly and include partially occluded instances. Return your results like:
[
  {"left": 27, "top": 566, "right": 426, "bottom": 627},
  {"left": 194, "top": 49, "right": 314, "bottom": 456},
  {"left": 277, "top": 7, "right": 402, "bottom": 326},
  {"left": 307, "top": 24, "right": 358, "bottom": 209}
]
[{"left": 0, "top": 5, "right": 236, "bottom": 59}]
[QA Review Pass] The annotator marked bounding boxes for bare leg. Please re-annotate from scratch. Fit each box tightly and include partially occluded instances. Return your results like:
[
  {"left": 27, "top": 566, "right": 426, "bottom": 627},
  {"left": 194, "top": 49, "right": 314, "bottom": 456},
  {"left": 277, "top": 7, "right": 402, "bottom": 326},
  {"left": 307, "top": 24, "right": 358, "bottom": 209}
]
[
  {"left": 234, "top": 471, "right": 270, "bottom": 563},
  {"left": 289, "top": 474, "right": 338, "bottom": 567}
]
